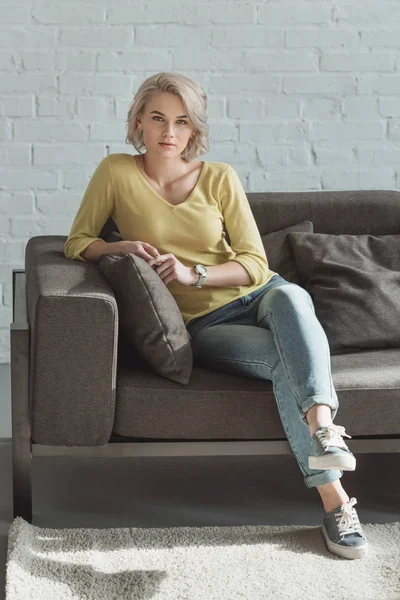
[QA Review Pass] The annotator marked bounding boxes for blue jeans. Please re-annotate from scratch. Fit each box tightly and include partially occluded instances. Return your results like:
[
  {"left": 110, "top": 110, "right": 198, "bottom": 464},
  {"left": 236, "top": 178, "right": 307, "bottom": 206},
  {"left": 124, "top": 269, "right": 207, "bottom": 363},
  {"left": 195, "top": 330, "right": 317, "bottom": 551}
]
[{"left": 186, "top": 274, "right": 343, "bottom": 489}]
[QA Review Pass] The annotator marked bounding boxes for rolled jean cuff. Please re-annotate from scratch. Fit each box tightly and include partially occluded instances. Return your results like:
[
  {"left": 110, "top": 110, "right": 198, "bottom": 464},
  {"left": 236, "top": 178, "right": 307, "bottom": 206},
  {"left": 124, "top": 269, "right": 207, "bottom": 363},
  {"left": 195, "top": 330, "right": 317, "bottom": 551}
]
[
  {"left": 304, "top": 469, "right": 343, "bottom": 489},
  {"left": 300, "top": 395, "right": 339, "bottom": 426}
]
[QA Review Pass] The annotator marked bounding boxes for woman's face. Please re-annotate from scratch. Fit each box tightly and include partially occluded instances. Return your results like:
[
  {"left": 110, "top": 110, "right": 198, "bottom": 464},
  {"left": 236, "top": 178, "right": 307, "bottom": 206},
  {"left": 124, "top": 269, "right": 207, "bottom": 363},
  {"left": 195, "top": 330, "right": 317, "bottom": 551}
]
[{"left": 136, "top": 91, "right": 196, "bottom": 158}]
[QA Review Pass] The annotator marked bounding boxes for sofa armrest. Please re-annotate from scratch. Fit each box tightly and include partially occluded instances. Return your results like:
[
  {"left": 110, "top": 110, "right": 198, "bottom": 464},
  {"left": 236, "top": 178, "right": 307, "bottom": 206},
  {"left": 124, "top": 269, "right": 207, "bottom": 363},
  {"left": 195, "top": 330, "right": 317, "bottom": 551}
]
[{"left": 25, "top": 236, "right": 119, "bottom": 446}]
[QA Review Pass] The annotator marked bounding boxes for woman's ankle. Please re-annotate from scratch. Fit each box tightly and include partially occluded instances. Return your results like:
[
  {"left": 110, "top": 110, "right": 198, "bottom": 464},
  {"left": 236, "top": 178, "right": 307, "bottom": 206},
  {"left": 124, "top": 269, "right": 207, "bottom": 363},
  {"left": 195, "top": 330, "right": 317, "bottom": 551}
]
[
  {"left": 322, "top": 494, "right": 350, "bottom": 513},
  {"left": 306, "top": 404, "right": 333, "bottom": 436},
  {"left": 316, "top": 480, "right": 350, "bottom": 513},
  {"left": 309, "top": 423, "right": 331, "bottom": 437}
]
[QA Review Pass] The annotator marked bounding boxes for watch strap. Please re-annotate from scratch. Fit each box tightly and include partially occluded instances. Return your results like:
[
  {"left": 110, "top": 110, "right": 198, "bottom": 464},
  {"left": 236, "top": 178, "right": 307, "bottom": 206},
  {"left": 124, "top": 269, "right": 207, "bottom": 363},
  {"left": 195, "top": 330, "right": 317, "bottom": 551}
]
[{"left": 193, "top": 264, "right": 207, "bottom": 288}]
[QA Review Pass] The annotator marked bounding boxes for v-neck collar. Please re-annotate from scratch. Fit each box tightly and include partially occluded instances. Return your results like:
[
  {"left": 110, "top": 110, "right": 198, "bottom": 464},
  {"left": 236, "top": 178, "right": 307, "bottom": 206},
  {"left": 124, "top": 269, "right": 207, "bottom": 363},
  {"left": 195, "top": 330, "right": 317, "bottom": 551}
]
[{"left": 132, "top": 155, "right": 206, "bottom": 209}]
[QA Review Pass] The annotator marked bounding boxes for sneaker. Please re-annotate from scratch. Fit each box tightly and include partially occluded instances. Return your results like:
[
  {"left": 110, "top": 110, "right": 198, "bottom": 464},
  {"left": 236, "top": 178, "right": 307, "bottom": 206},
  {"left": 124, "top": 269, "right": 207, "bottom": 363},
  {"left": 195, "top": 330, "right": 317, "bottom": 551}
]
[
  {"left": 322, "top": 497, "right": 368, "bottom": 559},
  {"left": 308, "top": 423, "right": 356, "bottom": 471}
]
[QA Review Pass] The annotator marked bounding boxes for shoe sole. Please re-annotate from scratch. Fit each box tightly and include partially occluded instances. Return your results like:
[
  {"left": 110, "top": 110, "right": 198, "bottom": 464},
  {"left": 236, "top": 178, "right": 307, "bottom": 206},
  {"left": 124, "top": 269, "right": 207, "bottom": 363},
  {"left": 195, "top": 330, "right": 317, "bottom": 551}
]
[
  {"left": 322, "top": 525, "right": 368, "bottom": 559},
  {"left": 308, "top": 454, "right": 356, "bottom": 471}
]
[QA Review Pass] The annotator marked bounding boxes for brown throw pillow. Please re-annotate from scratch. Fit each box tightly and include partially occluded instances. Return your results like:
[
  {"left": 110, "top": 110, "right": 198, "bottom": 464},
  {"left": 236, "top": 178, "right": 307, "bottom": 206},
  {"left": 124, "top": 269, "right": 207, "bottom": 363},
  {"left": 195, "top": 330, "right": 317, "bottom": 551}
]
[
  {"left": 261, "top": 221, "right": 314, "bottom": 284},
  {"left": 98, "top": 252, "right": 193, "bottom": 385},
  {"left": 287, "top": 232, "right": 400, "bottom": 353}
]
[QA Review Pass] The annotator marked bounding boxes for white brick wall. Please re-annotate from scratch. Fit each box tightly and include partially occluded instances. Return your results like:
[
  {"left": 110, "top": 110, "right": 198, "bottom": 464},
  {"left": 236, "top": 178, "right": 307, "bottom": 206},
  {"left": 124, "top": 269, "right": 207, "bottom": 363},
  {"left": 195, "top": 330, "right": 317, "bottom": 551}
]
[{"left": 1, "top": 1, "right": 400, "bottom": 363}]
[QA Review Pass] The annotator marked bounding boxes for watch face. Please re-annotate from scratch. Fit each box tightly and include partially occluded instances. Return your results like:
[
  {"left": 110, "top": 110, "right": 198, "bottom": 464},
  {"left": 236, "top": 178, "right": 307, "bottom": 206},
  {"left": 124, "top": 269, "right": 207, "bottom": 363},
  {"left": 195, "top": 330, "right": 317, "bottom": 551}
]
[{"left": 197, "top": 265, "right": 207, "bottom": 275}]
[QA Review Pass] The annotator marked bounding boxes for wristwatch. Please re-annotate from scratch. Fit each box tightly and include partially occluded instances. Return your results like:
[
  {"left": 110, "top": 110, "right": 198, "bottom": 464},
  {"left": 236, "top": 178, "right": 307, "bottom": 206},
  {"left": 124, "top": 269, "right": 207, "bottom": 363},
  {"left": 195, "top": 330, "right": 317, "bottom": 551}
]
[{"left": 192, "top": 264, "right": 208, "bottom": 288}]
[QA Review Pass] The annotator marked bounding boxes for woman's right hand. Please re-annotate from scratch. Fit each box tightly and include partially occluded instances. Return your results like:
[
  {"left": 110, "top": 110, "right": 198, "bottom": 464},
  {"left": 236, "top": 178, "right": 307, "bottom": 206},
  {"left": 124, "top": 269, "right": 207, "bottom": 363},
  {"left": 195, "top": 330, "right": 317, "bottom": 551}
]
[{"left": 120, "top": 240, "right": 160, "bottom": 264}]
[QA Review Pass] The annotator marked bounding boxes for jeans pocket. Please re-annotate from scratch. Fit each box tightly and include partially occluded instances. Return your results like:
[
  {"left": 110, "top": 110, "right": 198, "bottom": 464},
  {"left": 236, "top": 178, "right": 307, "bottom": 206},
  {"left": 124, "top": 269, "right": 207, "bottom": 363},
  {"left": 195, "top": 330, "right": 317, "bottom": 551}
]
[{"left": 188, "top": 299, "right": 245, "bottom": 339}]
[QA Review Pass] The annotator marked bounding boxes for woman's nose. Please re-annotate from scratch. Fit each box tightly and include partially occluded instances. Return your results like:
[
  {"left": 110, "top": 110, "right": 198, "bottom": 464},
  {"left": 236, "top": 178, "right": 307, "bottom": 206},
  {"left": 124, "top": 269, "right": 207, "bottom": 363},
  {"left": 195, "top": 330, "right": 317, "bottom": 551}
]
[{"left": 163, "top": 123, "right": 176, "bottom": 135}]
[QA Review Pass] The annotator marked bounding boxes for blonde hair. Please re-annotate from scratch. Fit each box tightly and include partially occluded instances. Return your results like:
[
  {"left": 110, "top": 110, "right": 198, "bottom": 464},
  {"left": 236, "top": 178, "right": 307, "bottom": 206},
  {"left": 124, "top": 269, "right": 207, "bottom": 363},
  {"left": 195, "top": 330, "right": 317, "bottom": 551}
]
[{"left": 126, "top": 72, "right": 210, "bottom": 162}]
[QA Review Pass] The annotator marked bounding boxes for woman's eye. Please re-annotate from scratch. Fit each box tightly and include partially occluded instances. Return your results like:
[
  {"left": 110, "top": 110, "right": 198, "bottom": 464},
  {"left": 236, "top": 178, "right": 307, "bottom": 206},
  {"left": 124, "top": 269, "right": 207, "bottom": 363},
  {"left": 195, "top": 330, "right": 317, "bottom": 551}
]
[{"left": 153, "top": 117, "right": 187, "bottom": 124}]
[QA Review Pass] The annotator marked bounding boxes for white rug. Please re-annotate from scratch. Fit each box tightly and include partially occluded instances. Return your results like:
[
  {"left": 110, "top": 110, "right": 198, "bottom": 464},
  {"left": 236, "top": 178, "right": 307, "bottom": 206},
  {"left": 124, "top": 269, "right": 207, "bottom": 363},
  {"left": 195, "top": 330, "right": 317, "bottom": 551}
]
[{"left": 5, "top": 517, "right": 400, "bottom": 600}]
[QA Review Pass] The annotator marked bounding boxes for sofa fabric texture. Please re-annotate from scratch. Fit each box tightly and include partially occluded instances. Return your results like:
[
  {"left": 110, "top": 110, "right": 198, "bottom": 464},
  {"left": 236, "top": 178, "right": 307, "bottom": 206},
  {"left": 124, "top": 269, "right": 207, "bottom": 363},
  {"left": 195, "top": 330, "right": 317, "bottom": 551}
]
[
  {"left": 288, "top": 232, "right": 400, "bottom": 353},
  {"left": 98, "top": 252, "right": 193, "bottom": 385},
  {"left": 25, "top": 236, "right": 118, "bottom": 446}
]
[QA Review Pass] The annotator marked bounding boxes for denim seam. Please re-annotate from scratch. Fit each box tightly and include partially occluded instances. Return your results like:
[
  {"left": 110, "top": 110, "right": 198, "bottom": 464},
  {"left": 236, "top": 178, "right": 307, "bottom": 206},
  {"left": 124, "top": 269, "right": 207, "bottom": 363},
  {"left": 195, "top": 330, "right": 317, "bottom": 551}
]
[
  {"left": 195, "top": 305, "right": 255, "bottom": 336},
  {"left": 270, "top": 362, "right": 309, "bottom": 478},
  {"left": 207, "top": 355, "right": 276, "bottom": 370},
  {"left": 305, "top": 291, "right": 338, "bottom": 412},
  {"left": 200, "top": 307, "right": 243, "bottom": 330},
  {"left": 259, "top": 309, "right": 304, "bottom": 412},
  {"left": 188, "top": 312, "right": 235, "bottom": 338}
]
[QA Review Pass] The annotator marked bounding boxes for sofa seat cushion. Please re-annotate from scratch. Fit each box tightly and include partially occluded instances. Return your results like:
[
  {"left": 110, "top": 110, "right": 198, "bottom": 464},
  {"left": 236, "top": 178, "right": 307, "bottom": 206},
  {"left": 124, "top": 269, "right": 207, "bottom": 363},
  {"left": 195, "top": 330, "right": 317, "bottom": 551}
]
[{"left": 113, "top": 348, "right": 400, "bottom": 440}]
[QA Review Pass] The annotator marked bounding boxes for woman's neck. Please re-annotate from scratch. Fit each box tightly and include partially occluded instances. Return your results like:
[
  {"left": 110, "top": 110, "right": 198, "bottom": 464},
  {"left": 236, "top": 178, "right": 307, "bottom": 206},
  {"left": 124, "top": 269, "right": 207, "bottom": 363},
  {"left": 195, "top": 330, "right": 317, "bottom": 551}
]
[{"left": 140, "top": 153, "right": 191, "bottom": 187}]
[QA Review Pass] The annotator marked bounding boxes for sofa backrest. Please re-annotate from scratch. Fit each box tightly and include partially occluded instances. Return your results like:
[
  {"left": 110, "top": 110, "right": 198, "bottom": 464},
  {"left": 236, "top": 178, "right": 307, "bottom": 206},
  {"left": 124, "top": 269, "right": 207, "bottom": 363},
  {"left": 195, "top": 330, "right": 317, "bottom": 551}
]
[
  {"left": 99, "top": 190, "right": 400, "bottom": 240},
  {"left": 246, "top": 190, "right": 400, "bottom": 235}
]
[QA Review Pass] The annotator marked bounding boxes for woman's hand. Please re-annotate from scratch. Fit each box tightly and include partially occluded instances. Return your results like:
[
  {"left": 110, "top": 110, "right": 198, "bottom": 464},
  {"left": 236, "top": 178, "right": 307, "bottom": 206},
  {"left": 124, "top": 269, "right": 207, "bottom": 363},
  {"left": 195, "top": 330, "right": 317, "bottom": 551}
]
[
  {"left": 119, "top": 241, "right": 195, "bottom": 286},
  {"left": 148, "top": 253, "right": 195, "bottom": 286},
  {"left": 120, "top": 240, "right": 160, "bottom": 261}
]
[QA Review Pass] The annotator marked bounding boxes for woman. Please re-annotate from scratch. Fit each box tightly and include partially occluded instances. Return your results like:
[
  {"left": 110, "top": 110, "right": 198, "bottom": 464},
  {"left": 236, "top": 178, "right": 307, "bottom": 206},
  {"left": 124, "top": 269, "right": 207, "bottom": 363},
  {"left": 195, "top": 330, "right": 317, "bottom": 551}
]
[{"left": 64, "top": 72, "right": 368, "bottom": 560}]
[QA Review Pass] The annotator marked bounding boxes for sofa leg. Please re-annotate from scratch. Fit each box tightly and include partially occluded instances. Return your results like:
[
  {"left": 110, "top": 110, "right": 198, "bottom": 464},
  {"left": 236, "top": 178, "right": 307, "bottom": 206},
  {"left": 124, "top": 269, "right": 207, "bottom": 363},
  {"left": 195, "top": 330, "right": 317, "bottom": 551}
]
[
  {"left": 11, "top": 327, "right": 32, "bottom": 523},
  {"left": 11, "top": 270, "right": 33, "bottom": 524},
  {"left": 12, "top": 442, "right": 32, "bottom": 524}
]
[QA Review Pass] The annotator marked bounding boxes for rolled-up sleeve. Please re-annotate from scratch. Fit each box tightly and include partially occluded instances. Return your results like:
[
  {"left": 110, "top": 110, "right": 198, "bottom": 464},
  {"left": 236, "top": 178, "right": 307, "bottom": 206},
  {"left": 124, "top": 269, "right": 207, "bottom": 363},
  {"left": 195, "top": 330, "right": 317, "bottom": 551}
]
[
  {"left": 219, "top": 165, "right": 269, "bottom": 285},
  {"left": 64, "top": 155, "right": 114, "bottom": 261}
]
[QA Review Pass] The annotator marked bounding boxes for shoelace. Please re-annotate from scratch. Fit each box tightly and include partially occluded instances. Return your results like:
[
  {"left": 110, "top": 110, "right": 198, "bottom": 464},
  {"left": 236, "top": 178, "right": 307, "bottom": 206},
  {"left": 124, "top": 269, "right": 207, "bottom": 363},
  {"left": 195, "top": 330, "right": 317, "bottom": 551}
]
[
  {"left": 316, "top": 423, "right": 352, "bottom": 451},
  {"left": 335, "top": 497, "right": 363, "bottom": 538}
]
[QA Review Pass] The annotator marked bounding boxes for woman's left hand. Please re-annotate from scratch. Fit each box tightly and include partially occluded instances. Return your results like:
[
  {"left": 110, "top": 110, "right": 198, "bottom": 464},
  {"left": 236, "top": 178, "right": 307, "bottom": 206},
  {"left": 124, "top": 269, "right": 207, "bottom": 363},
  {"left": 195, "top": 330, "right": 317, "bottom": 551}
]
[{"left": 147, "top": 253, "right": 195, "bottom": 287}]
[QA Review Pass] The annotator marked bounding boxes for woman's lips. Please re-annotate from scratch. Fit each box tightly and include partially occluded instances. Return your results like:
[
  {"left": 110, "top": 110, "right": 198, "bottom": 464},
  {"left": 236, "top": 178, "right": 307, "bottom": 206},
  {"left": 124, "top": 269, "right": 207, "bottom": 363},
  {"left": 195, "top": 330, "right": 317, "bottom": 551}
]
[{"left": 159, "top": 143, "right": 175, "bottom": 147}]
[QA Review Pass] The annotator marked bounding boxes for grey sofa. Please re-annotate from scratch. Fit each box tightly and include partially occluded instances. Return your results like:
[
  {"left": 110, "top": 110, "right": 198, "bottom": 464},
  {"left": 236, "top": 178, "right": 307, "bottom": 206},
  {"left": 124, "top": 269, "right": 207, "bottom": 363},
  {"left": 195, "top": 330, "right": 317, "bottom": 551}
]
[{"left": 11, "top": 189, "right": 400, "bottom": 523}]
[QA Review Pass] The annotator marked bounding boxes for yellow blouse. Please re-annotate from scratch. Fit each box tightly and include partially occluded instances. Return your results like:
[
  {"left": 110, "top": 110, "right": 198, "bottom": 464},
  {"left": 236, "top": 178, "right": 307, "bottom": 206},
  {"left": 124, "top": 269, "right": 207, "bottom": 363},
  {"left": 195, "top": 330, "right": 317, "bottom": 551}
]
[{"left": 64, "top": 153, "right": 277, "bottom": 326}]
